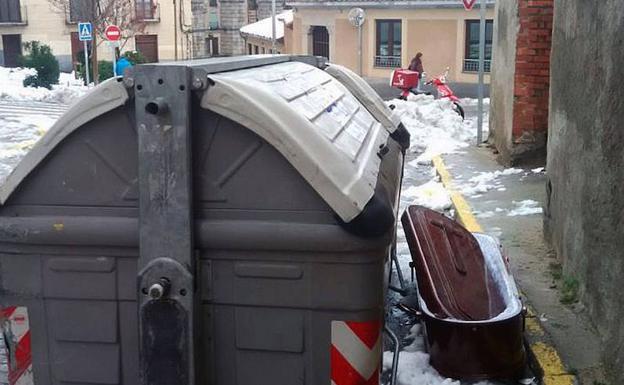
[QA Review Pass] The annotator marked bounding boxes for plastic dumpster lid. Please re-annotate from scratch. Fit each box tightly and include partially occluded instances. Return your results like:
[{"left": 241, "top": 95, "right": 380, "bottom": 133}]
[
  {"left": 324, "top": 63, "right": 402, "bottom": 131},
  {"left": 202, "top": 60, "right": 390, "bottom": 222},
  {"left": 0, "top": 78, "right": 129, "bottom": 205}
]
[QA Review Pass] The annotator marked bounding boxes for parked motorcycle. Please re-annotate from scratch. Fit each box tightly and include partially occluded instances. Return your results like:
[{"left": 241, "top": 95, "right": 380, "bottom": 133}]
[
  {"left": 390, "top": 67, "right": 464, "bottom": 120},
  {"left": 425, "top": 68, "right": 465, "bottom": 120}
]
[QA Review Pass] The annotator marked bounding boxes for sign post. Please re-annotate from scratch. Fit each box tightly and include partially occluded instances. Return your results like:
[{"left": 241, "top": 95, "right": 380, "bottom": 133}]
[
  {"left": 105, "top": 25, "right": 122, "bottom": 76},
  {"left": 78, "top": 22, "right": 93, "bottom": 85}
]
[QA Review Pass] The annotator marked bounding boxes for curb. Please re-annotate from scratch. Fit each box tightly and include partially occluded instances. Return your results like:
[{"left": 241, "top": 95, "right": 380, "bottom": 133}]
[{"left": 431, "top": 155, "right": 576, "bottom": 385}]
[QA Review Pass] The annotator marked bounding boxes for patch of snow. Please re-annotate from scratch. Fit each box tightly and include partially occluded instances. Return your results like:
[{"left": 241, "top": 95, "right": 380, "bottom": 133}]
[
  {"left": 531, "top": 167, "right": 545, "bottom": 173},
  {"left": 0, "top": 66, "right": 88, "bottom": 104},
  {"left": 507, "top": 200, "right": 543, "bottom": 217},
  {"left": 402, "top": 180, "right": 452, "bottom": 212},
  {"left": 459, "top": 168, "right": 523, "bottom": 196},
  {"left": 383, "top": 323, "right": 496, "bottom": 385},
  {"left": 390, "top": 94, "right": 487, "bottom": 165}
]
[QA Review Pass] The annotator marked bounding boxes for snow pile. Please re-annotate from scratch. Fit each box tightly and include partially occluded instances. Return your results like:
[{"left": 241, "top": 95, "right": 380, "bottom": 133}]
[
  {"left": 0, "top": 67, "right": 88, "bottom": 104},
  {"left": 459, "top": 168, "right": 523, "bottom": 197},
  {"left": 402, "top": 180, "right": 452, "bottom": 212},
  {"left": 383, "top": 325, "right": 494, "bottom": 385},
  {"left": 391, "top": 94, "right": 482, "bottom": 164},
  {"left": 507, "top": 200, "right": 543, "bottom": 216}
]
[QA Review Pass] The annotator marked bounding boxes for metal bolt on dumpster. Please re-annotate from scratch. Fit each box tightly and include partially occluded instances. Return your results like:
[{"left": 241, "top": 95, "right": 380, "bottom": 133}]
[{"left": 0, "top": 56, "right": 409, "bottom": 385}]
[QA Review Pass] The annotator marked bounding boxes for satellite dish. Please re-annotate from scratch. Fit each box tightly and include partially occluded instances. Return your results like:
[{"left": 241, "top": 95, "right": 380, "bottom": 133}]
[{"left": 348, "top": 8, "right": 366, "bottom": 28}]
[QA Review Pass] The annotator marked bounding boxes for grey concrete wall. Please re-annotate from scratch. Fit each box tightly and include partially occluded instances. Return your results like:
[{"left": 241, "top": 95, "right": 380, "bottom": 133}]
[
  {"left": 546, "top": 0, "right": 624, "bottom": 381},
  {"left": 488, "top": 0, "right": 519, "bottom": 164}
]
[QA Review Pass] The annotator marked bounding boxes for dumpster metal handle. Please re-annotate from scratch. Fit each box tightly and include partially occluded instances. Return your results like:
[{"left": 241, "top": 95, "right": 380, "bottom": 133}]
[
  {"left": 135, "top": 64, "right": 197, "bottom": 385},
  {"left": 384, "top": 325, "right": 400, "bottom": 385}
]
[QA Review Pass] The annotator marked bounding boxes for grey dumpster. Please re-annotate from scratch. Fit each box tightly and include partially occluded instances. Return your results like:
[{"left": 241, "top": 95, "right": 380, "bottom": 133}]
[{"left": 0, "top": 55, "right": 406, "bottom": 385}]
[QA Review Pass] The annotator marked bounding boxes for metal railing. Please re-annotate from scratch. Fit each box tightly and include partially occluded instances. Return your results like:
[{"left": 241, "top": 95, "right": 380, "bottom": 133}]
[
  {"left": 374, "top": 55, "right": 401, "bottom": 68},
  {"left": 463, "top": 59, "right": 491, "bottom": 73},
  {"left": 0, "top": 4, "right": 27, "bottom": 25}
]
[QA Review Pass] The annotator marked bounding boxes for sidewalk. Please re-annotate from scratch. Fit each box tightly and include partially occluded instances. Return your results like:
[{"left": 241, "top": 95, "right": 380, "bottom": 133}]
[{"left": 435, "top": 146, "right": 607, "bottom": 385}]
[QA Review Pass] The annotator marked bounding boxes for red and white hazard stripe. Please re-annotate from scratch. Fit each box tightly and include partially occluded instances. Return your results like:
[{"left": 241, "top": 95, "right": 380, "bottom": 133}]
[
  {"left": 0, "top": 306, "right": 33, "bottom": 385},
  {"left": 331, "top": 320, "right": 381, "bottom": 385}
]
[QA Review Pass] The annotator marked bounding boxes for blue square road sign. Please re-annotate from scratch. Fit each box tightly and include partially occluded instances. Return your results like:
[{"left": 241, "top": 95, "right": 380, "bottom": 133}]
[{"left": 78, "top": 22, "right": 93, "bottom": 41}]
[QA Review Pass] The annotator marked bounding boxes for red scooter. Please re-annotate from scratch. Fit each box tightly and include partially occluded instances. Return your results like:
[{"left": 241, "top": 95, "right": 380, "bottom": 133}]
[
  {"left": 425, "top": 68, "right": 464, "bottom": 120},
  {"left": 390, "top": 67, "right": 465, "bottom": 119}
]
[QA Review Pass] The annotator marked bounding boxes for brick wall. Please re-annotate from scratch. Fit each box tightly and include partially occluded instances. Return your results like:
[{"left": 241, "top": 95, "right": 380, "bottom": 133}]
[{"left": 510, "top": 0, "right": 553, "bottom": 154}]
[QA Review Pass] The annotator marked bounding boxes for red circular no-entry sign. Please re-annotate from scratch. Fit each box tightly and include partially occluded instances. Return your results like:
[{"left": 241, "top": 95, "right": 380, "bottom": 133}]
[{"left": 105, "top": 25, "right": 122, "bottom": 41}]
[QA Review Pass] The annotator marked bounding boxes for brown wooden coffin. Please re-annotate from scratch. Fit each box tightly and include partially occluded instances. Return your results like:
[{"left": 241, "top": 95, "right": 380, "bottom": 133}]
[{"left": 401, "top": 205, "right": 526, "bottom": 380}]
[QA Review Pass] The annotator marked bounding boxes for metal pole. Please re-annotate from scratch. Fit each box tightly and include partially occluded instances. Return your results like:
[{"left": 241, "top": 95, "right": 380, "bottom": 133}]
[
  {"left": 174, "top": 0, "right": 178, "bottom": 60},
  {"left": 357, "top": 24, "right": 362, "bottom": 75},
  {"left": 83, "top": 40, "right": 90, "bottom": 85},
  {"left": 271, "top": 0, "right": 276, "bottom": 53},
  {"left": 477, "top": 0, "right": 486, "bottom": 145},
  {"left": 113, "top": 44, "right": 117, "bottom": 77}
]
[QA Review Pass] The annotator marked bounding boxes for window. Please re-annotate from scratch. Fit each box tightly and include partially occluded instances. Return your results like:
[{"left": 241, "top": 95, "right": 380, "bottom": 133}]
[
  {"left": 464, "top": 20, "right": 493, "bottom": 72},
  {"left": 261, "top": 47, "right": 265, "bottom": 54},
  {"left": 254, "top": 45, "right": 259, "bottom": 54},
  {"left": 248, "top": 43, "right": 253, "bottom": 55},
  {"left": 375, "top": 20, "right": 401, "bottom": 68},
  {"left": 0, "top": 0, "right": 22, "bottom": 23},
  {"left": 136, "top": 0, "right": 156, "bottom": 21}
]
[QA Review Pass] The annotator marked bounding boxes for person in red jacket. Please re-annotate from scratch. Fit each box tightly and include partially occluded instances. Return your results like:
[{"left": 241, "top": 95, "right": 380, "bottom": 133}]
[{"left": 409, "top": 52, "right": 424, "bottom": 78}]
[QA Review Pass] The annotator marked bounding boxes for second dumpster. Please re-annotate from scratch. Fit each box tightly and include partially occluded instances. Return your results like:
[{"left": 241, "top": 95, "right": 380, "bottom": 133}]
[{"left": 0, "top": 55, "right": 405, "bottom": 385}]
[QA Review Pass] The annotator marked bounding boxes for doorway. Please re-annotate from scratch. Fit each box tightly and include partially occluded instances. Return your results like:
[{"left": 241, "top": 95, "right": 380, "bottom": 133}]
[
  {"left": 311, "top": 26, "right": 329, "bottom": 60},
  {"left": 135, "top": 34, "right": 159, "bottom": 63},
  {"left": 2, "top": 34, "right": 21, "bottom": 67}
]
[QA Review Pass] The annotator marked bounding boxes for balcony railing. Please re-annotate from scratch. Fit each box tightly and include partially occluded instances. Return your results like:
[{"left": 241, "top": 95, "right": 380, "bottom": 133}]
[
  {"left": 374, "top": 55, "right": 401, "bottom": 68},
  {"left": 463, "top": 59, "right": 491, "bottom": 73},
  {"left": 136, "top": 1, "right": 160, "bottom": 22},
  {"left": 0, "top": 4, "right": 27, "bottom": 25}
]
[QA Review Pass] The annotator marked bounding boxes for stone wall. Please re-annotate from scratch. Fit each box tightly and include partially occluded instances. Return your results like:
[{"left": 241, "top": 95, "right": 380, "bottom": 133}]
[
  {"left": 219, "top": 0, "right": 248, "bottom": 55},
  {"left": 546, "top": 0, "right": 624, "bottom": 381},
  {"left": 489, "top": 0, "right": 553, "bottom": 165}
]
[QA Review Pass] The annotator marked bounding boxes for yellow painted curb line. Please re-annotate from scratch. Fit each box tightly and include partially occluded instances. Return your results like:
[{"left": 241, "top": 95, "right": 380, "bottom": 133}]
[
  {"left": 432, "top": 156, "right": 483, "bottom": 232},
  {"left": 431, "top": 154, "right": 574, "bottom": 385}
]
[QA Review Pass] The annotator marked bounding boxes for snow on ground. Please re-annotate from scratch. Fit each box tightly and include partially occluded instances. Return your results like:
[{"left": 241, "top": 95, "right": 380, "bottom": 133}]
[
  {"left": 507, "top": 200, "right": 543, "bottom": 216},
  {"left": 383, "top": 325, "right": 493, "bottom": 385},
  {"left": 392, "top": 94, "right": 488, "bottom": 165},
  {"left": 402, "top": 180, "right": 452, "bottom": 212},
  {"left": 459, "top": 168, "right": 524, "bottom": 197},
  {"left": 0, "top": 66, "right": 88, "bottom": 104}
]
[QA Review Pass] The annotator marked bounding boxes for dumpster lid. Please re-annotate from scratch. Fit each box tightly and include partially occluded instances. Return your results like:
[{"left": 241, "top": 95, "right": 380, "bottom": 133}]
[
  {"left": 324, "top": 63, "right": 402, "bottom": 131},
  {"left": 202, "top": 60, "right": 390, "bottom": 222},
  {"left": 0, "top": 78, "right": 129, "bottom": 205}
]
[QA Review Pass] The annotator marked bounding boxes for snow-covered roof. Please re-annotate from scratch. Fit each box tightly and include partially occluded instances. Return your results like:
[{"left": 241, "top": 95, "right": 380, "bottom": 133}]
[{"left": 240, "top": 10, "right": 294, "bottom": 41}]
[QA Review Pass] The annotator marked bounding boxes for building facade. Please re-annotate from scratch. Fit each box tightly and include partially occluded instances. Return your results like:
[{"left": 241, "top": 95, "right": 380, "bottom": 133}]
[
  {"left": 0, "top": 0, "right": 200, "bottom": 71},
  {"left": 284, "top": 0, "right": 495, "bottom": 82}
]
